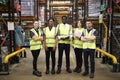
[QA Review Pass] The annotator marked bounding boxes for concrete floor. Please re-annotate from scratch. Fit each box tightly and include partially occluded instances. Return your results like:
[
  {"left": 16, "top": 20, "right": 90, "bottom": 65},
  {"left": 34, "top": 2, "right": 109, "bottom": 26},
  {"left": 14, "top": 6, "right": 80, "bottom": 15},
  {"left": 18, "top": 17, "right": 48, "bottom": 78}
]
[{"left": 0, "top": 48, "right": 120, "bottom": 80}]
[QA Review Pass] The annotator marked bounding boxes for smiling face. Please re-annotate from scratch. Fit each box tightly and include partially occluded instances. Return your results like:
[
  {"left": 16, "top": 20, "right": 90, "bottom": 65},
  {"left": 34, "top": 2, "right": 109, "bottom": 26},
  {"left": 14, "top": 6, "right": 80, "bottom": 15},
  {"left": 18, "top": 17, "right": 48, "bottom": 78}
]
[
  {"left": 77, "top": 20, "right": 82, "bottom": 28},
  {"left": 48, "top": 19, "right": 54, "bottom": 27},
  {"left": 33, "top": 21, "right": 39, "bottom": 29},
  {"left": 62, "top": 16, "right": 67, "bottom": 24}
]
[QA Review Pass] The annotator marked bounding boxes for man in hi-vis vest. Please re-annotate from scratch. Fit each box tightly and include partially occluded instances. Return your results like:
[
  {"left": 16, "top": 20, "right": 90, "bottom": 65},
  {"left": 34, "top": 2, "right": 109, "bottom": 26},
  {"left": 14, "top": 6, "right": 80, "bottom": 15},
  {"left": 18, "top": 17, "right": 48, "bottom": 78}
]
[
  {"left": 56, "top": 16, "right": 72, "bottom": 74},
  {"left": 81, "top": 21, "right": 96, "bottom": 78},
  {"left": 43, "top": 18, "right": 57, "bottom": 75},
  {"left": 30, "top": 21, "right": 43, "bottom": 77}
]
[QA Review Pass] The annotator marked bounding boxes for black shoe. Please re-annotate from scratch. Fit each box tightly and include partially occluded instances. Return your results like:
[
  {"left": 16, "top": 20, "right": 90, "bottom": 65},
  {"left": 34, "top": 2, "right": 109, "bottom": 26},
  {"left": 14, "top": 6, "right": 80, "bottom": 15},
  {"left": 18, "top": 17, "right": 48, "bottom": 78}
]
[
  {"left": 56, "top": 68, "right": 61, "bottom": 74},
  {"left": 51, "top": 69, "right": 55, "bottom": 74},
  {"left": 90, "top": 73, "right": 94, "bottom": 78},
  {"left": 45, "top": 70, "right": 49, "bottom": 74},
  {"left": 33, "top": 70, "right": 42, "bottom": 77},
  {"left": 66, "top": 68, "right": 72, "bottom": 73},
  {"left": 36, "top": 71, "right": 42, "bottom": 74},
  {"left": 76, "top": 68, "right": 81, "bottom": 73},
  {"left": 82, "top": 71, "right": 89, "bottom": 76},
  {"left": 73, "top": 67, "right": 78, "bottom": 72}
]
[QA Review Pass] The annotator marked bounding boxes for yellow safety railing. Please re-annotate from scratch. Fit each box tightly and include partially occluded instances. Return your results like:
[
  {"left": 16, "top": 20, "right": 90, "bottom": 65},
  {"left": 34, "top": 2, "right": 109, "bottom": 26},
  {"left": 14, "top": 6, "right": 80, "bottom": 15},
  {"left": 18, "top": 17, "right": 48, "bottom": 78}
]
[
  {"left": 4, "top": 48, "right": 26, "bottom": 64},
  {"left": 96, "top": 48, "right": 117, "bottom": 64},
  {"left": 103, "top": 21, "right": 108, "bottom": 42}
]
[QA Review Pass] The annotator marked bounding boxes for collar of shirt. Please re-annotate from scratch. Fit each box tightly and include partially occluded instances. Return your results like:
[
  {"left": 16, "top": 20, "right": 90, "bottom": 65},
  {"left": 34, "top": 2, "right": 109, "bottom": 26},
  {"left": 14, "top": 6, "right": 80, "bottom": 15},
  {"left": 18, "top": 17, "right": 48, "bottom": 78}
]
[
  {"left": 62, "top": 23, "right": 67, "bottom": 28},
  {"left": 87, "top": 28, "right": 93, "bottom": 33}
]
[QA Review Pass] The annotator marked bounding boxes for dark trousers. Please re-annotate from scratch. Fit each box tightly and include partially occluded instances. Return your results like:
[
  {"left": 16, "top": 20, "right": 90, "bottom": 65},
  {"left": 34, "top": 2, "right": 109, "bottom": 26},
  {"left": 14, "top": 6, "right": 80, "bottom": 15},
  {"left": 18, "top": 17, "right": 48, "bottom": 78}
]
[
  {"left": 74, "top": 48, "right": 83, "bottom": 69},
  {"left": 83, "top": 49, "right": 95, "bottom": 73},
  {"left": 31, "top": 49, "right": 40, "bottom": 71},
  {"left": 45, "top": 47, "right": 55, "bottom": 70},
  {"left": 58, "top": 43, "right": 70, "bottom": 69}
]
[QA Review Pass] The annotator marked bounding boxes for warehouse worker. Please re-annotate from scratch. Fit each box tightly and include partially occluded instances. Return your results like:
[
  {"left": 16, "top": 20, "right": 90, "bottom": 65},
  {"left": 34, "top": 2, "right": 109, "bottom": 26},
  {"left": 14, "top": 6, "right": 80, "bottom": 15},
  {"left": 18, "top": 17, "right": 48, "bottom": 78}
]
[
  {"left": 56, "top": 16, "right": 72, "bottom": 74},
  {"left": 30, "top": 21, "right": 43, "bottom": 77},
  {"left": 43, "top": 18, "right": 57, "bottom": 74},
  {"left": 81, "top": 21, "right": 96, "bottom": 78},
  {"left": 73, "top": 20, "right": 84, "bottom": 73}
]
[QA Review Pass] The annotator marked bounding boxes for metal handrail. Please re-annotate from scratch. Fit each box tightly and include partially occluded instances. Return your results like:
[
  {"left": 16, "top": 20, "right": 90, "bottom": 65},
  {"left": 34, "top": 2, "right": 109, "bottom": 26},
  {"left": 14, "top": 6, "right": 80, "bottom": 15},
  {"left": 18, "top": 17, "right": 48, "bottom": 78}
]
[
  {"left": 4, "top": 48, "right": 26, "bottom": 64},
  {"left": 1, "top": 33, "right": 9, "bottom": 46},
  {"left": 112, "top": 31, "right": 120, "bottom": 48},
  {"left": 96, "top": 48, "right": 117, "bottom": 64}
]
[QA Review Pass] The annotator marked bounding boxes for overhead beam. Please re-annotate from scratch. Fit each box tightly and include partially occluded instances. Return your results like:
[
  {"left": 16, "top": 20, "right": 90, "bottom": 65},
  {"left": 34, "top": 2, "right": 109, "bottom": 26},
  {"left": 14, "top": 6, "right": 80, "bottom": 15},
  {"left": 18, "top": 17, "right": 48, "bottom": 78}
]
[
  {"left": 78, "top": 0, "right": 84, "bottom": 6},
  {"left": 54, "top": 11, "right": 70, "bottom": 15},
  {"left": 0, "top": 17, "right": 35, "bottom": 21},
  {"left": 50, "top": 3, "right": 73, "bottom": 7},
  {"left": 53, "top": 8, "right": 69, "bottom": 11},
  {"left": 86, "top": 18, "right": 120, "bottom": 21}
]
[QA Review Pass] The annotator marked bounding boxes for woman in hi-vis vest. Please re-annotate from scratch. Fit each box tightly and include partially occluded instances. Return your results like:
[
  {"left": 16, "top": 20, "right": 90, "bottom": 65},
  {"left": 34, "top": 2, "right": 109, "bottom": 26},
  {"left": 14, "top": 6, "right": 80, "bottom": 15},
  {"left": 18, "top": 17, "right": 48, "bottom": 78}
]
[
  {"left": 73, "top": 20, "right": 84, "bottom": 73},
  {"left": 30, "top": 21, "right": 43, "bottom": 77},
  {"left": 43, "top": 18, "right": 57, "bottom": 74}
]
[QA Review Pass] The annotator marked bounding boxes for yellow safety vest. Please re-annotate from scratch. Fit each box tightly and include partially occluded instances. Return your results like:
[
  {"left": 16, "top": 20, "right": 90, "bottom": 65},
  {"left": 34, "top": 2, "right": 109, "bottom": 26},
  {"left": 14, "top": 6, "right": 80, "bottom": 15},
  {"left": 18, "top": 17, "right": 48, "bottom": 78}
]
[
  {"left": 73, "top": 28, "right": 84, "bottom": 48},
  {"left": 83, "top": 29, "right": 96, "bottom": 49},
  {"left": 57, "top": 23, "right": 71, "bottom": 44},
  {"left": 30, "top": 28, "right": 42, "bottom": 50},
  {"left": 44, "top": 26, "right": 56, "bottom": 47}
]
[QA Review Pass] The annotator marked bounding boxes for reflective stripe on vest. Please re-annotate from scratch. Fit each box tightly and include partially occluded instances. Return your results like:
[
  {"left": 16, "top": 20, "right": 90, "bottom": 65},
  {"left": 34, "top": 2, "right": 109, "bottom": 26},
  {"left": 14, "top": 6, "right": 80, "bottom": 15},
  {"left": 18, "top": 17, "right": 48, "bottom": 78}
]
[
  {"left": 30, "top": 43, "right": 42, "bottom": 46},
  {"left": 30, "top": 28, "right": 42, "bottom": 50},
  {"left": 45, "top": 27, "right": 56, "bottom": 47},
  {"left": 73, "top": 28, "right": 84, "bottom": 48},
  {"left": 58, "top": 23, "right": 71, "bottom": 44},
  {"left": 83, "top": 29, "right": 96, "bottom": 49}
]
